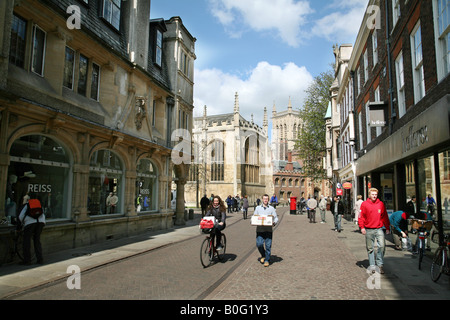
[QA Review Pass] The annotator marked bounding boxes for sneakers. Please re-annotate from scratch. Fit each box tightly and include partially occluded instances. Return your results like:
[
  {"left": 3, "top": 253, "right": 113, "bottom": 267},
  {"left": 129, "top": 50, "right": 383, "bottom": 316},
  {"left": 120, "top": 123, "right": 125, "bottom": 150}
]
[
  {"left": 260, "top": 257, "right": 265, "bottom": 264},
  {"left": 216, "top": 244, "right": 223, "bottom": 251},
  {"left": 264, "top": 261, "right": 269, "bottom": 267}
]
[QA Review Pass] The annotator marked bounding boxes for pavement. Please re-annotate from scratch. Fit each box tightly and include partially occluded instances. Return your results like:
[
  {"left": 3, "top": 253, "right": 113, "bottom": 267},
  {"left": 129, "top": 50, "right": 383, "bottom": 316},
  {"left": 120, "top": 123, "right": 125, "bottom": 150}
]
[{"left": 1, "top": 207, "right": 449, "bottom": 300}]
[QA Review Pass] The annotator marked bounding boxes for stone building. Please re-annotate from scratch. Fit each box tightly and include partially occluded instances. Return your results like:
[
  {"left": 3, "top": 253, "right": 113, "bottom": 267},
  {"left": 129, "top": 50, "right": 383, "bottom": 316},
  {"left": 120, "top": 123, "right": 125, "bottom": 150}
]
[
  {"left": 272, "top": 99, "right": 330, "bottom": 203},
  {"left": 0, "top": 0, "right": 195, "bottom": 259},
  {"left": 186, "top": 93, "right": 273, "bottom": 206}
]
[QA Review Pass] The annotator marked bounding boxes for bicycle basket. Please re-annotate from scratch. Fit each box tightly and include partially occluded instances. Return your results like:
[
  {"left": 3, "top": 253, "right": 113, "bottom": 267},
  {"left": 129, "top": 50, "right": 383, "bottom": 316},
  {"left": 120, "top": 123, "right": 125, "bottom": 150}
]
[{"left": 201, "top": 228, "right": 212, "bottom": 234}]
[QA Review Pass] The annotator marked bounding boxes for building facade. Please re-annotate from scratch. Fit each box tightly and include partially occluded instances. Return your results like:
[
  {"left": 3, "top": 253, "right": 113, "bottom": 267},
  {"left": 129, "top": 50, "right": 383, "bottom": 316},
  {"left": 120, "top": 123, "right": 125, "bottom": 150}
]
[
  {"left": 328, "top": 0, "right": 450, "bottom": 245},
  {"left": 0, "top": 0, "right": 195, "bottom": 259},
  {"left": 186, "top": 93, "right": 273, "bottom": 207}
]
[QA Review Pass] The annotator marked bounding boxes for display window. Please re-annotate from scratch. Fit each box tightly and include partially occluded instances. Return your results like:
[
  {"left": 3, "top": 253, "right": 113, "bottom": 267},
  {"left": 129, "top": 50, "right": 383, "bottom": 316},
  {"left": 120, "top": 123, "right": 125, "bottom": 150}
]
[
  {"left": 136, "top": 159, "right": 158, "bottom": 212},
  {"left": 88, "top": 150, "right": 123, "bottom": 215},
  {"left": 7, "top": 135, "right": 70, "bottom": 220}
]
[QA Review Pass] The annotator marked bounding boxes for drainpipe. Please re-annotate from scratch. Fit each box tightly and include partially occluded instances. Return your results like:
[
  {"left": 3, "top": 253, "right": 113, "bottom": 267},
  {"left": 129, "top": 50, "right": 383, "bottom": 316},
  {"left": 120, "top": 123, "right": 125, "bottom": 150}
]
[{"left": 385, "top": 0, "right": 396, "bottom": 134}]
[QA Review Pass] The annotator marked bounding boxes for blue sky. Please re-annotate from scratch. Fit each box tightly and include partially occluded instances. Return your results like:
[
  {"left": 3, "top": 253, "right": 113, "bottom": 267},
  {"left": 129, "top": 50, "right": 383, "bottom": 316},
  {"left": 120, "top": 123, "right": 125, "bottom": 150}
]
[{"left": 151, "top": 0, "right": 368, "bottom": 126}]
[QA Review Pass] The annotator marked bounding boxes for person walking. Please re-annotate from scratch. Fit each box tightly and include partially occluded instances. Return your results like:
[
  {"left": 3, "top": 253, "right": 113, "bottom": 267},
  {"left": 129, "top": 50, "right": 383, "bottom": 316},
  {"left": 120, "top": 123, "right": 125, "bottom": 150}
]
[
  {"left": 359, "top": 188, "right": 390, "bottom": 274},
  {"left": 205, "top": 195, "right": 226, "bottom": 250},
  {"left": 242, "top": 195, "right": 249, "bottom": 219},
  {"left": 318, "top": 195, "right": 327, "bottom": 223},
  {"left": 226, "top": 195, "right": 233, "bottom": 213},
  {"left": 200, "top": 194, "right": 210, "bottom": 217},
  {"left": 254, "top": 194, "right": 278, "bottom": 267},
  {"left": 354, "top": 195, "right": 363, "bottom": 226},
  {"left": 330, "top": 196, "right": 345, "bottom": 232},
  {"left": 307, "top": 196, "right": 318, "bottom": 223},
  {"left": 270, "top": 194, "right": 278, "bottom": 209},
  {"left": 19, "top": 196, "right": 46, "bottom": 265}
]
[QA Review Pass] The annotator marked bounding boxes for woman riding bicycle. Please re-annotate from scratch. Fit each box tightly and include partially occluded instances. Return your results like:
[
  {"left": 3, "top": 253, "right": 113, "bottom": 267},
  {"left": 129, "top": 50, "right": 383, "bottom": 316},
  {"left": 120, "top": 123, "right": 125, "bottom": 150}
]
[{"left": 205, "top": 195, "right": 226, "bottom": 250}]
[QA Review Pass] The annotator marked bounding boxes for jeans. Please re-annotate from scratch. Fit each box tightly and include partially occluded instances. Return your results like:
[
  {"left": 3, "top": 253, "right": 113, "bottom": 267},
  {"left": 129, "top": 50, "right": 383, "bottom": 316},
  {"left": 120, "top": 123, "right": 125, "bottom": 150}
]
[
  {"left": 320, "top": 209, "right": 326, "bottom": 222},
  {"left": 309, "top": 209, "right": 316, "bottom": 223},
  {"left": 334, "top": 213, "right": 342, "bottom": 230},
  {"left": 364, "top": 228, "right": 386, "bottom": 267},
  {"left": 256, "top": 232, "right": 273, "bottom": 262}
]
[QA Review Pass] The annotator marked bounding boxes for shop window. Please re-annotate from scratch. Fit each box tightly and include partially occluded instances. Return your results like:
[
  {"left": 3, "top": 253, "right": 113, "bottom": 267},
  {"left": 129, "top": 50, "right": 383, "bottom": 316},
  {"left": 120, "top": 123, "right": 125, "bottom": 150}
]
[
  {"left": 136, "top": 159, "right": 158, "bottom": 212},
  {"left": 88, "top": 150, "right": 123, "bottom": 215},
  {"left": 7, "top": 135, "right": 70, "bottom": 221}
]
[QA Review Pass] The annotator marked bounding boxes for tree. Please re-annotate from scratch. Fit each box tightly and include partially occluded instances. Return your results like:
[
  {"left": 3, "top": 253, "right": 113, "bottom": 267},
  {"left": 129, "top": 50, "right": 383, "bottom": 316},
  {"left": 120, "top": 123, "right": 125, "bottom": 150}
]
[{"left": 294, "top": 68, "right": 334, "bottom": 181}]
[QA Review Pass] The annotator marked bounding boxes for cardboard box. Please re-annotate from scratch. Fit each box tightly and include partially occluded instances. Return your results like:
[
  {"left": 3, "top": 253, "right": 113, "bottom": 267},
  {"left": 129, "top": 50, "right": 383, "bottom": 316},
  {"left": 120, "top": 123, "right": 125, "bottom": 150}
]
[{"left": 251, "top": 215, "right": 273, "bottom": 226}]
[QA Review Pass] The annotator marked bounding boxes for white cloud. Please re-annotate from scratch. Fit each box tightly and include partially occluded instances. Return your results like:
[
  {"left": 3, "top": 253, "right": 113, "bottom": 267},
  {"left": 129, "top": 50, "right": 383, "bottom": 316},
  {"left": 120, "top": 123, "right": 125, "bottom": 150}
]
[
  {"left": 208, "top": 0, "right": 313, "bottom": 47},
  {"left": 194, "top": 62, "right": 313, "bottom": 126},
  {"left": 310, "top": 1, "right": 368, "bottom": 43}
]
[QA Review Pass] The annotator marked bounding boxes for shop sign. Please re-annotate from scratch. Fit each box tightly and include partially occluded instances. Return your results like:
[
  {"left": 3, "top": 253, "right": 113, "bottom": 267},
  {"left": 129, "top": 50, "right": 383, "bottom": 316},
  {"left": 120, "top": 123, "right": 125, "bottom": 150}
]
[
  {"left": 343, "top": 182, "right": 352, "bottom": 189},
  {"left": 336, "top": 188, "right": 343, "bottom": 196}
]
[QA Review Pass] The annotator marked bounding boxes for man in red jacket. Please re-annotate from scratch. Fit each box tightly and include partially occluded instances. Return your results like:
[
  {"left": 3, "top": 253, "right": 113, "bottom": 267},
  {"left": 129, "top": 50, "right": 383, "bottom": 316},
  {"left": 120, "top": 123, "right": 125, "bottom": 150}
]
[{"left": 359, "top": 188, "right": 390, "bottom": 274}]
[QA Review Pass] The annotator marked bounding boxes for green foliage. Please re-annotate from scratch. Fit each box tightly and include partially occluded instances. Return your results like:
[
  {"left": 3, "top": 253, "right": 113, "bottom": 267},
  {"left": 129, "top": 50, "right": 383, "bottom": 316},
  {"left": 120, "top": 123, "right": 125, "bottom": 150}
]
[{"left": 294, "top": 69, "right": 334, "bottom": 181}]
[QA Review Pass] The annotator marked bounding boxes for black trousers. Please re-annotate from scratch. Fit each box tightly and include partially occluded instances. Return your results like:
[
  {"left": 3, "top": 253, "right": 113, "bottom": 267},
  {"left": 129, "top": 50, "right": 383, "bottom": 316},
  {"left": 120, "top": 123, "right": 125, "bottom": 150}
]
[{"left": 23, "top": 222, "right": 45, "bottom": 263}]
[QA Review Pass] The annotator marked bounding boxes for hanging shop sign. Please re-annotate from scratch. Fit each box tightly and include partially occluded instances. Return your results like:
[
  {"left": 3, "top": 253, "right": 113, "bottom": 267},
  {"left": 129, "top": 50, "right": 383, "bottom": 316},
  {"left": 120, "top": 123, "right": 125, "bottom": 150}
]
[{"left": 342, "top": 182, "right": 352, "bottom": 189}]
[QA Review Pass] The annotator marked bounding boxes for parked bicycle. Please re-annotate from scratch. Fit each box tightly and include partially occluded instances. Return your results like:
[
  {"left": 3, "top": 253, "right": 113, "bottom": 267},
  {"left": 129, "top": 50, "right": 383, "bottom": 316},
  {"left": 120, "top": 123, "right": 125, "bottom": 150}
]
[
  {"left": 411, "top": 219, "right": 433, "bottom": 270},
  {"left": 200, "top": 229, "right": 227, "bottom": 268},
  {"left": 0, "top": 228, "right": 35, "bottom": 266},
  {"left": 430, "top": 233, "right": 450, "bottom": 282}
]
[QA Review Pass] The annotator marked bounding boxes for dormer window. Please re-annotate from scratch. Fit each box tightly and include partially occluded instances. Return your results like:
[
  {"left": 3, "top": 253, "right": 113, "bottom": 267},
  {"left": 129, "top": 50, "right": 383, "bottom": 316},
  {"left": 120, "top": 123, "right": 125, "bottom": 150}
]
[
  {"left": 156, "top": 29, "right": 162, "bottom": 66},
  {"left": 102, "top": 0, "right": 121, "bottom": 30}
]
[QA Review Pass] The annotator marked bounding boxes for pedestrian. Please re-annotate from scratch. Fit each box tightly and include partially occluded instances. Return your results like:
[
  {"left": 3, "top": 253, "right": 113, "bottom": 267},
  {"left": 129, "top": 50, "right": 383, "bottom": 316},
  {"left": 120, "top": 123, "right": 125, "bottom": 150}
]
[
  {"left": 389, "top": 210, "right": 410, "bottom": 250},
  {"left": 242, "top": 195, "right": 249, "bottom": 219},
  {"left": 359, "top": 188, "right": 390, "bottom": 274},
  {"left": 232, "top": 196, "right": 238, "bottom": 212},
  {"left": 318, "top": 195, "right": 327, "bottom": 223},
  {"left": 200, "top": 194, "right": 210, "bottom": 217},
  {"left": 426, "top": 194, "right": 436, "bottom": 219},
  {"left": 270, "top": 193, "right": 278, "bottom": 208},
  {"left": 254, "top": 194, "right": 278, "bottom": 267},
  {"left": 307, "top": 196, "right": 318, "bottom": 223},
  {"left": 18, "top": 195, "right": 45, "bottom": 265},
  {"left": 205, "top": 195, "right": 226, "bottom": 250},
  {"left": 226, "top": 195, "right": 233, "bottom": 213},
  {"left": 354, "top": 195, "right": 363, "bottom": 226},
  {"left": 405, "top": 195, "right": 416, "bottom": 218},
  {"left": 330, "top": 196, "right": 344, "bottom": 232}
]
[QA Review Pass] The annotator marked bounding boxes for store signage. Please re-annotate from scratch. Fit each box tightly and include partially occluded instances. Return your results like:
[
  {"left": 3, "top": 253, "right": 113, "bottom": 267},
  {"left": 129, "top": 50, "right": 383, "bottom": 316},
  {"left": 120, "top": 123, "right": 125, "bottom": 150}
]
[
  {"left": 27, "top": 184, "right": 52, "bottom": 193},
  {"left": 343, "top": 182, "right": 352, "bottom": 189},
  {"left": 402, "top": 125, "right": 428, "bottom": 154},
  {"left": 369, "top": 102, "right": 387, "bottom": 127},
  {"left": 336, "top": 188, "right": 343, "bottom": 196}
]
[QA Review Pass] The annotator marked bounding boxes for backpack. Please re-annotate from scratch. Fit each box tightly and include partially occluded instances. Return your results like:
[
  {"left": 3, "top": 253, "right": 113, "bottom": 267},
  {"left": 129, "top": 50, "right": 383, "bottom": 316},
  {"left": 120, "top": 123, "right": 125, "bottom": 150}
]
[{"left": 27, "top": 199, "right": 43, "bottom": 219}]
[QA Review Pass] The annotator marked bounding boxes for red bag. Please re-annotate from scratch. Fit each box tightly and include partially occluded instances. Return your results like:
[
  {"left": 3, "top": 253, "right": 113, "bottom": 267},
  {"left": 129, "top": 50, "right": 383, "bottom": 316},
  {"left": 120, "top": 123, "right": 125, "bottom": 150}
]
[{"left": 199, "top": 218, "right": 215, "bottom": 229}]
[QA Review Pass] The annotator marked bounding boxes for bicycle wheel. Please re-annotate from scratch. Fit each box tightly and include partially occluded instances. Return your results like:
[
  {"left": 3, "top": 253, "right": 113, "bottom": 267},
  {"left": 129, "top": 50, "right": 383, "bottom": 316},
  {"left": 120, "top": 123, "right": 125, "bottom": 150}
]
[
  {"left": 200, "top": 238, "right": 212, "bottom": 268},
  {"left": 217, "top": 234, "right": 226, "bottom": 261},
  {"left": 431, "top": 247, "right": 445, "bottom": 282}
]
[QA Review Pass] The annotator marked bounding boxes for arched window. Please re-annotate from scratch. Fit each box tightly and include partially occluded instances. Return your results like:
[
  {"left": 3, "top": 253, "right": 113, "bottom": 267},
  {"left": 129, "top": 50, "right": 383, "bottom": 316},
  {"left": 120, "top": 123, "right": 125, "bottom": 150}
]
[
  {"left": 88, "top": 150, "right": 123, "bottom": 215},
  {"left": 7, "top": 135, "right": 70, "bottom": 220},
  {"left": 136, "top": 159, "right": 158, "bottom": 212},
  {"left": 210, "top": 140, "right": 224, "bottom": 181},
  {"left": 244, "top": 136, "right": 260, "bottom": 183}
]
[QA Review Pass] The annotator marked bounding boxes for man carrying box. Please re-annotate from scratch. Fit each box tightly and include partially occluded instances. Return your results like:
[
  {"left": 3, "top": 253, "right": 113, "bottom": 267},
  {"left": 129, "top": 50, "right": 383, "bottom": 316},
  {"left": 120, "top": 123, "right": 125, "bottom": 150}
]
[{"left": 253, "top": 194, "right": 279, "bottom": 267}]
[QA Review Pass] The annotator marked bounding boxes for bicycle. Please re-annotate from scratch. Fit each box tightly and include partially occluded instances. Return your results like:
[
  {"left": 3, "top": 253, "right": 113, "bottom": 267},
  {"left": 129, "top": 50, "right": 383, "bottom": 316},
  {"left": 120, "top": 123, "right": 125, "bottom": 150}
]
[
  {"left": 200, "top": 229, "right": 227, "bottom": 268},
  {"left": 411, "top": 219, "right": 433, "bottom": 270},
  {"left": 1, "top": 228, "right": 35, "bottom": 265},
  {"left": 430, "top": 233, "right": 450, "bottom": 282}
]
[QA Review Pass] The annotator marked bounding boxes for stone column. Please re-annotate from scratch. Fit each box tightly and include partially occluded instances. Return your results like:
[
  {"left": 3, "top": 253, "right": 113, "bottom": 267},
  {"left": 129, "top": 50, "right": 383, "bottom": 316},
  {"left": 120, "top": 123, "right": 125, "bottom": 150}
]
[{"left": 174, "top": 178, "right": 186, "bottom": 225}]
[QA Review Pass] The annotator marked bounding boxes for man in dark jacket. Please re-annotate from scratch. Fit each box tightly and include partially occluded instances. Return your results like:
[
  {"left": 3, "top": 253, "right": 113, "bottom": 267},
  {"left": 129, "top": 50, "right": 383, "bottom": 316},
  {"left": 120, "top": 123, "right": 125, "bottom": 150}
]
[
  {"left": 200, "top": 194, "right": 210, "bottom": 217},
  {"left": 330, "top": 196, "right": 345, "bottom": 232}
]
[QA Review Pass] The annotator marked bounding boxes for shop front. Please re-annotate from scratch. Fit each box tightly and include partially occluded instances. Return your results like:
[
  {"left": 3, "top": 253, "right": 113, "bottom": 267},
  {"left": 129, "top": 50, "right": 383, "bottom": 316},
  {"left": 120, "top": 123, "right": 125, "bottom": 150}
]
[{"left": 356, "top": 95, "right": 450, "bottom": 254}]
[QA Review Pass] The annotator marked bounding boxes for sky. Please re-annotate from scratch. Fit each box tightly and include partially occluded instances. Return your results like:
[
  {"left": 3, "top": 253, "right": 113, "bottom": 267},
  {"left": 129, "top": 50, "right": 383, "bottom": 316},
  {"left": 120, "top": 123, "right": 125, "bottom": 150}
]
[{"left": 151, "top": 0, "right": 369, "bottom": 127}]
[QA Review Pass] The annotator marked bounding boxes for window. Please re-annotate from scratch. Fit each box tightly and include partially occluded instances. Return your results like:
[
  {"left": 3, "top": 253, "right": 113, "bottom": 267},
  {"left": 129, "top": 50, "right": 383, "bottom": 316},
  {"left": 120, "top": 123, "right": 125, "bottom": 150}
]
[
  {"left": 357, "top": 66, "right": 361, "bottom": 95},
  {"left": 374, "top": 86, "right": 382, "bottom": 137},
  {"left": 393, "top": 0, "right": 401, "bottom": 27},
  {"left": 365, "top": 101, "right": 371, "bottom": 145},
  {"left": 181, "top": 51, "right": 191, "bottom": 78},
  {"left": 9, "top": 14, "right": 27, "bottom": 68},
  {"left": 411, "top": 23, "right": 425, "bottom": 103},
  {"left": 8, "top": 135, "right": 70, "bottom": 220},
  {"left": 434, "top": 0, "right": 450, "bottom": 81},
  {"left": 136, "top": 159, "right": 158, "bottom": 212},
  {"left": 395, "top": 52, "right": 406, "bottom": 118},
  {"left": 244, "top": 136, "right": 260, "bottom": 184},
  {"left": 364, "top": 49, "right": 369, "bottom": 83},
  {"left": 90, "top": 63, "right": 100, "bottom": 100},
  {"left": 210, "top": 140, "right": 224, "bottom": 181},
  {"left": 31, "top": 25, "right": 46, "bottom": 76},
  {"left": 102, "top": 0, "right": 121, "bottom": 30},
  {"left": 63, "top": 47, "right": 75, "bottom": 89},
  {"left": 372, "top": 30, "right": 378, "bottom": 67},
  {"left": 77, "top": 54, "right": 88, "bottom": 96},
  {"left": 88, "top": 150, "right": 123, "bottom": 215},
  {"left": 155, "top": 29, "right": 162, "bottom": 66},
  {"left": 358, "top": 111, "right": 363, "bottom": 150}
]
